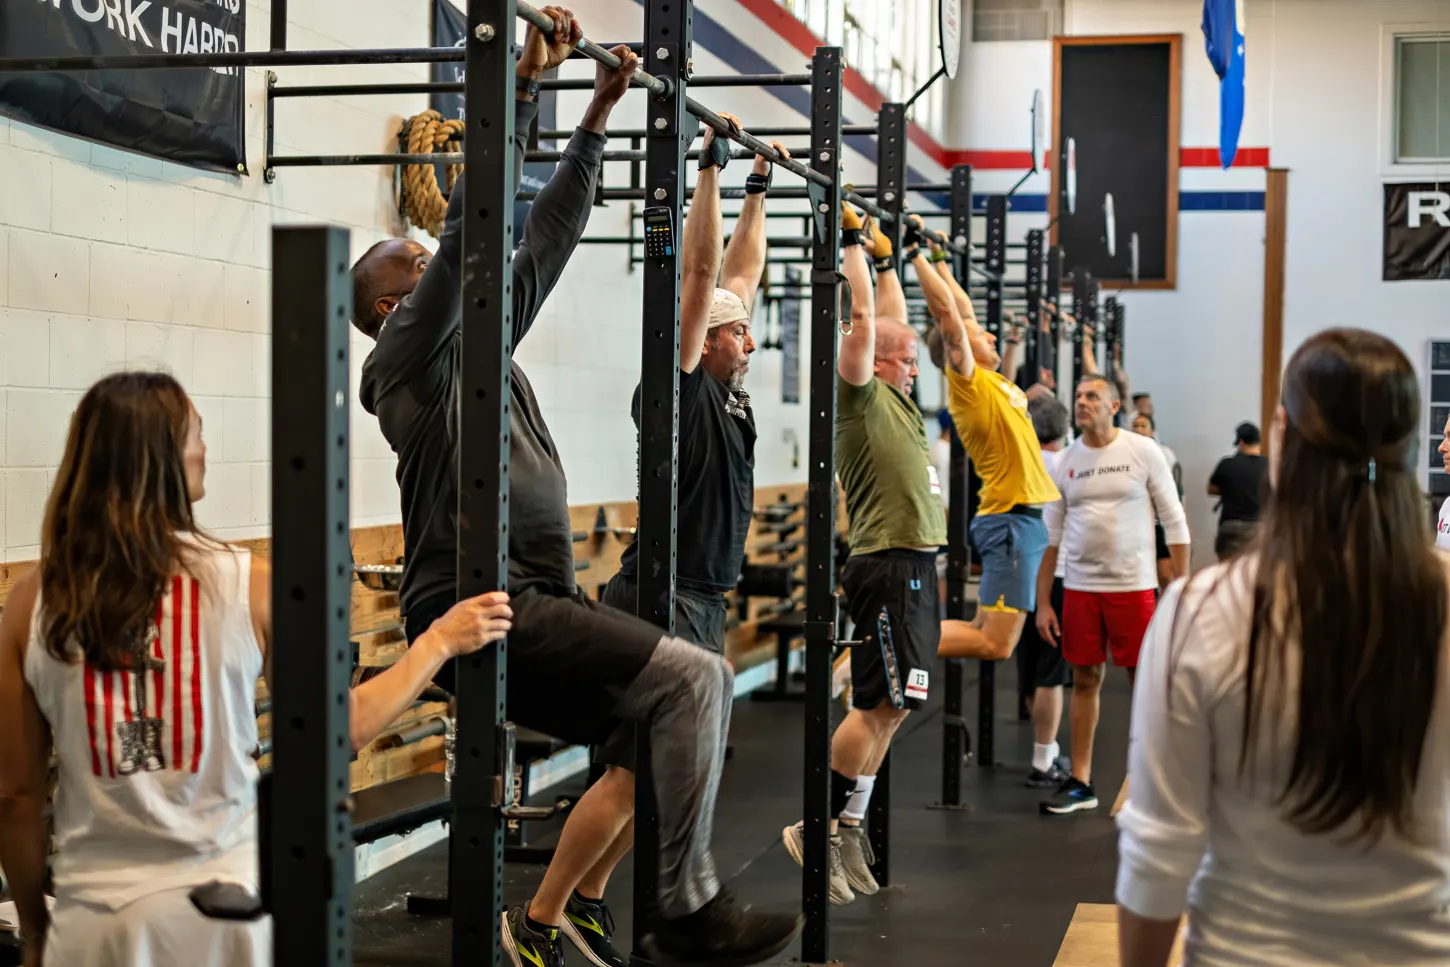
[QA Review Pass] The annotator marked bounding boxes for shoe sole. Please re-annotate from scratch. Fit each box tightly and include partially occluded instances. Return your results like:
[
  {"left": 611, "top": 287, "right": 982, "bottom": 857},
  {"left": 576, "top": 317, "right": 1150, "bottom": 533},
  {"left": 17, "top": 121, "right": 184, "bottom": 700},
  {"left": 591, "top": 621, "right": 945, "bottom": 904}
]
[
  {"left": 842, "top": 867, "right": 879, "bottom": 896},
  {"left": 781, "top": 825, "right": 855, "bottom": 905},
  {"left": 639, "top": 915, "right": 805, "bottom": 967},
  {"left": 561, "top": 918, "right": 615, "bottom": 967},
  {"left": 1040, "top": 798, "right": 1099, "bottom": 815}
]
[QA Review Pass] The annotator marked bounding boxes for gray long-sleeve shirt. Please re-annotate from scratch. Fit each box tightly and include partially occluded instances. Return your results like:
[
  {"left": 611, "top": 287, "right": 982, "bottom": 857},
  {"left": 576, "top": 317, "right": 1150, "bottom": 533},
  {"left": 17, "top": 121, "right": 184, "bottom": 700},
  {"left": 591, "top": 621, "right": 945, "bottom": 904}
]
[{"left": 359, "top": 99, "right": 605, "bottom": 616}]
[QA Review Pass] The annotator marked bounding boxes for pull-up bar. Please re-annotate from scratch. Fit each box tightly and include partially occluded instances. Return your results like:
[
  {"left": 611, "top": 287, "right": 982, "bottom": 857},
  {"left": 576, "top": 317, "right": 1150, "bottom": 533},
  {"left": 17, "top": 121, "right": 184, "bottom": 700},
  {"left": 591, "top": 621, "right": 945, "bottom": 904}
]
[
  {"left": 536, "top": 124, "right": 880, "bottom": 140},
  {"left": 511, "top": 1, "right": 859, "bottom": 211},
  {"left": 514, "top": 1, "right": 670, "bottom": 96}
]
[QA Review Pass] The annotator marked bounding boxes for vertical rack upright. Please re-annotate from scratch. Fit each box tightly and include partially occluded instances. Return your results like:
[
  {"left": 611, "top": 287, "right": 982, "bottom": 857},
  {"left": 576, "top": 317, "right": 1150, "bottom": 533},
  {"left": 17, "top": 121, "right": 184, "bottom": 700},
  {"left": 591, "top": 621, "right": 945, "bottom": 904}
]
[
  {"left": 1024, "top": 229, "right": 1046, "bottom": 386},
  {"left": 634, "top": 0, "right": 691, "bottom": 959},
  {"left": 802, "top": 45, "right": 843, "bottom": 967},
  {"left": 269, "top": 226, "right": 355, "bottom": 967},
  {"left": 454, "top": 0, "right": 517, "bottom": 963},
  {"left": 937, "top": 163, "right": 974, "bottom": 807},
  {"left": 1046, "top": 245, "right": 1065, "bottom": 391},
  {"left": 977, "top": 193, "right": 1009, "bottom": 768},
  {"left": 1070, "top": 269, "right": 1093, "bottom": 386},
  {"left": 866, "top": 99, "right": 907, "bottom": 888}
]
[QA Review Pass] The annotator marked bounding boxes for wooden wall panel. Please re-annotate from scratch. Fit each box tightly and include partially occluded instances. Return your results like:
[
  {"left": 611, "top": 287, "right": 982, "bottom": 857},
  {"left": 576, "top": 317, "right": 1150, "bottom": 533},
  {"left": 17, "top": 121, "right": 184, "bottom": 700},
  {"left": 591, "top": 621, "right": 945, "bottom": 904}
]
[{"left": 1, "top": 485, "right": 838, "bottom": 793}]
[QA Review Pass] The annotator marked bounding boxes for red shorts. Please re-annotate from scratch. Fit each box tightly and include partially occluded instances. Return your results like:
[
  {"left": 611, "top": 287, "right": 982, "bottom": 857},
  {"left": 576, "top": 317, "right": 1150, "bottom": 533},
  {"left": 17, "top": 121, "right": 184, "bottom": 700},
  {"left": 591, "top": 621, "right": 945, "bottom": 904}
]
[{"left": 1061, "top": 589, "right": 1157, "bottom": 668}]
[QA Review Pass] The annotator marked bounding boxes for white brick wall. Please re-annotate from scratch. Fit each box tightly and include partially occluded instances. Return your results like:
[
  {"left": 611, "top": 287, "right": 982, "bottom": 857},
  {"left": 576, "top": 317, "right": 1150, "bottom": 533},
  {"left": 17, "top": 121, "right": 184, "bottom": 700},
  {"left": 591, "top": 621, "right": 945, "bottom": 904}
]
[
  {"left": 0, "top": 0, "right": 433, "bottom": 560},
  {"left": 0, "top": 0, "right": 873, "bottom": 562}
]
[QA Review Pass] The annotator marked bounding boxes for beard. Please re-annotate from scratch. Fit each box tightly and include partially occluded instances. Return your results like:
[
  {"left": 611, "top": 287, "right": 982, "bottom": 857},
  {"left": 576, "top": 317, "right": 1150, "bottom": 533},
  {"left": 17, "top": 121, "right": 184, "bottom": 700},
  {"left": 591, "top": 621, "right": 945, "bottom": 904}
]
[{"left": 727, "top": 367, "right": 747, "bottom": 394}]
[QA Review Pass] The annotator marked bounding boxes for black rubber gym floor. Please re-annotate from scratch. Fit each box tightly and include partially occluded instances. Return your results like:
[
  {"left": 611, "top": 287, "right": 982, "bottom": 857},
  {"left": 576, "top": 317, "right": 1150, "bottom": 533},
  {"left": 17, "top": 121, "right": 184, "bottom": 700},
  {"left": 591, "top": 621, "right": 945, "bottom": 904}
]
[{"left": 352, "top": 661, "right": 1134, "bottom": 966}]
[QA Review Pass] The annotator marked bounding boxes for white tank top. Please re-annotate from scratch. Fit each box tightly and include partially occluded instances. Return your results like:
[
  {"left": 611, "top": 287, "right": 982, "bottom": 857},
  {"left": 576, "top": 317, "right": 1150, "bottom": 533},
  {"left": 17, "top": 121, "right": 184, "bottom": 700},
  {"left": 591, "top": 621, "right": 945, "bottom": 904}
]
[{"left": 24, "top": 539, "right": 263, "bottom": 910}]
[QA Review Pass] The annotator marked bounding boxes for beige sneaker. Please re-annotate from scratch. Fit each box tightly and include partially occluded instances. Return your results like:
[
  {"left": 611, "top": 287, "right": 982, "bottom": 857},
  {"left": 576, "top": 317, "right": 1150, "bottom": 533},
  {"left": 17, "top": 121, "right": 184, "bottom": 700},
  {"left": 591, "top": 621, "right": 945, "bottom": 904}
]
[
  {"left": 782, "top": 822, "right": 855, "bottom": 906},
  {"left": 836, "top": 824, "right": 879, "bottom": 896}
]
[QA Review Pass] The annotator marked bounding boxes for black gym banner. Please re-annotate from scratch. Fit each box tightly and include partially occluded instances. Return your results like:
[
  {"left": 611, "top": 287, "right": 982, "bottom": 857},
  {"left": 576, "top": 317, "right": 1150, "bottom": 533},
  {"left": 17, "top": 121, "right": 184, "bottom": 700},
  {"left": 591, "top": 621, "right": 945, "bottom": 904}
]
[
  {"left": 0, "top": 0, "right": 246, "bottom": 174},
  {"left": 1384, "top": 182, "right": 1450, "bottom": 282},
  {"left": 432, "top": 0, "right": 555, "bottom": 237}
]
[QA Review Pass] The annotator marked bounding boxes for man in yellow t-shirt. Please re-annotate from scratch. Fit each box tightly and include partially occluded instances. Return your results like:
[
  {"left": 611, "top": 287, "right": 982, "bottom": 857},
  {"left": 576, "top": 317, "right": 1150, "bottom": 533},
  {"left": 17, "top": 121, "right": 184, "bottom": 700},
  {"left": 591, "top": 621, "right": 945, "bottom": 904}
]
[{"left": 910, "top": 220, "right": 1059, "bottom": 662}]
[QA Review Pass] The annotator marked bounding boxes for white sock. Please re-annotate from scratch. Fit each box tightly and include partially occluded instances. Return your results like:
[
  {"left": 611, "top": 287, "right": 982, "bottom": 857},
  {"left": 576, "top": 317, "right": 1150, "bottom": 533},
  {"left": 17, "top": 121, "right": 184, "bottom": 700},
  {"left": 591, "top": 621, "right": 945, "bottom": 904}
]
[
  {"left": 840, "top": 774, "right": 876, "bottom": 823},
  {"left": 1032, "top": 742, "right": 1059, "bottom": 772}
]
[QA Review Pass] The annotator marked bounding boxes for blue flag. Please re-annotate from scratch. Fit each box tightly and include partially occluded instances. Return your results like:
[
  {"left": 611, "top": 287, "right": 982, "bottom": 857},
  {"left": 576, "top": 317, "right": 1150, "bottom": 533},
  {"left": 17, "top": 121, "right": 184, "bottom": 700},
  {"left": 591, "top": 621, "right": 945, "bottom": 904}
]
[{"left": 1202, "top": 0, "right": 1245, "bottom": 168}]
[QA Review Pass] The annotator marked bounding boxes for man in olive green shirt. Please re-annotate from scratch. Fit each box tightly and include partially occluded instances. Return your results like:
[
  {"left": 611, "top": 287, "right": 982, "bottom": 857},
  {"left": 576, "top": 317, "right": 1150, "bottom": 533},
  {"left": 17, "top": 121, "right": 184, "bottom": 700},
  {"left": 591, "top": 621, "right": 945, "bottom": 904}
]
[{"left": 781, "top": 207, "right": 945, "bottom": 907}]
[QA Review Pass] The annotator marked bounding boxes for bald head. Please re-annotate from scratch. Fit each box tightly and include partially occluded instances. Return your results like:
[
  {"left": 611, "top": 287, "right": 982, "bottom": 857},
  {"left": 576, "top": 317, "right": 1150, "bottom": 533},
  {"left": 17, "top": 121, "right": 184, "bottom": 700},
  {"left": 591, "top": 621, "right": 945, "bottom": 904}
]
[
  {"left": 873, "top": 317, "right": 921, "bottom": 395},
  {"left": 351, "top": 238, "right": 431, "bottom": 338},
  {"left": 874, "top": 317, "right": 919, "bottom": 356}
]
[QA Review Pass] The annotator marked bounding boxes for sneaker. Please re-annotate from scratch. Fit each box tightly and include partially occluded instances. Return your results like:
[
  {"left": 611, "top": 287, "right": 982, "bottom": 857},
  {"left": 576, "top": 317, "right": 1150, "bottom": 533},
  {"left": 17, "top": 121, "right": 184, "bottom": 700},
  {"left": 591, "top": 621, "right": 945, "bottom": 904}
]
[
  {"left": 1025, "top": 757, "right": 1071, "bottom": 788},
  {"left": 563, "top": 892, "right": 627, "bottom": 967},
  {"left": 639, "top": 886, "right": 804, "bottom": 967},
  {"left": 502, "top": 905, "right": 565, "bottom": 967},
  {"left": 1026, "top": 765, "right": 1073, "bottom": 788},
  {"left": 836, "top": 825, "right": 879, "bottom": 896},
  {"left": 1040, "top": 777, "right": 1098, "bottom": 816},
  {"left": 781, "top": 822, "right": 855, "bottom": 905}
]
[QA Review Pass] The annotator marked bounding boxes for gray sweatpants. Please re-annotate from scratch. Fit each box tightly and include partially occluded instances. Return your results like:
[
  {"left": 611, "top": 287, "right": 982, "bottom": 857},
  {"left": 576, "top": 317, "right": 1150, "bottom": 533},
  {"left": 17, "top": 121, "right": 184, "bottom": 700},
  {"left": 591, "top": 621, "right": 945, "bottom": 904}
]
[{"left": 611, "top": 636, "right": 734, "bottom": 918}]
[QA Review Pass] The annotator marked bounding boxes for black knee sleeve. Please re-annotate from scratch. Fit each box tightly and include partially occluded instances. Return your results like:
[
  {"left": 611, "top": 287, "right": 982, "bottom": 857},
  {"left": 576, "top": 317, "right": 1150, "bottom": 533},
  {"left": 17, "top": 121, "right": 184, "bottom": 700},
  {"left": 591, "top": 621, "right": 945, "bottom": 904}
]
[{"left": 830, "top": 769, "right": 857, "bottom": 819}]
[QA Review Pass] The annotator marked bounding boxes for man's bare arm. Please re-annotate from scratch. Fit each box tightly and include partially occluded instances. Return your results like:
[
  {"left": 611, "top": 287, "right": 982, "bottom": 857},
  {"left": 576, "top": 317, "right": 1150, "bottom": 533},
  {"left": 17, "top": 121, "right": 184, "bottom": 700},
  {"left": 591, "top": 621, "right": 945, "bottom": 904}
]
[
  {"left": 865, "top": 216, "right": 909, "bottom": 322},
  {"left": 838, "top": 205, "right": 876, "bottom": 386},
  {"left": 910, "top": 248, "right": 974, "bottom": 378},
  {"left": 1111, "top": 345, "right": 1131, "bottom": 407},
  {"left": 999, "top": 312, "right": 1025, "bottom": 381},
  {"left": 679, "top": 117, "right": 733, "bottom": 374},
  {"left": 931, "top": 239, "right": 976, "bottom": 322},
  {"left": 720, "top": 142, "right": 786, "bottom": 306},
  {"left": 1081, "top": 323, "right": 1100, "bottom": 376}
]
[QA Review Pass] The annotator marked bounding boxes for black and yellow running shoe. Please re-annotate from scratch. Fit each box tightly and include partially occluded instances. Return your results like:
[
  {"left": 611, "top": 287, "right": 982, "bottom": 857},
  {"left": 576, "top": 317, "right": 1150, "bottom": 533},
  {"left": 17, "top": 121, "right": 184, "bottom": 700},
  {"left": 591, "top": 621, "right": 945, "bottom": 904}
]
[
  {"left": 562, "top": 891, "right": 627, "bottom": 967},
  {"left": 502, "top": 905, "right": 565, "bottom": 967}
]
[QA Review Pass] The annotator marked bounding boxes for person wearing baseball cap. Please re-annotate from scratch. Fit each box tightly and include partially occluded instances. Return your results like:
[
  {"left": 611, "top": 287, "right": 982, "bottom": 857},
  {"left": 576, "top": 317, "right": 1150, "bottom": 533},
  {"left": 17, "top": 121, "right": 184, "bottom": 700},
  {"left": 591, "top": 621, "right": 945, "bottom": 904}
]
[
  {"left": 578, "top": 117, "right": 793, "bottom": 967},
  {"left": 1209, "top": 421, "right": 1268, "bottom": 560}
]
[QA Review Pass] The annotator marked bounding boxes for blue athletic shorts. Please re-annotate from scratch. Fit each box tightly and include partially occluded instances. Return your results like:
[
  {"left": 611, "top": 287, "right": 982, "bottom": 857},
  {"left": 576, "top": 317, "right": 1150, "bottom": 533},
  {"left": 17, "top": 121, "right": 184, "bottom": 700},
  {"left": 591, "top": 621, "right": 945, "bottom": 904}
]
[{"left": 969, "top": 510, "right": 1049, "bottom": 613}]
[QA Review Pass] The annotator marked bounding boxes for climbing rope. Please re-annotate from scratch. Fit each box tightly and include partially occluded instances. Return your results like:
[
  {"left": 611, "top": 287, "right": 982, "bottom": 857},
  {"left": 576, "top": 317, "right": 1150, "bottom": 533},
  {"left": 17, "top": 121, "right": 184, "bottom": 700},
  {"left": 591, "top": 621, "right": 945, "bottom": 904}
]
[{"left": 396, "top": 109, "right": 465, "bottom": 239}]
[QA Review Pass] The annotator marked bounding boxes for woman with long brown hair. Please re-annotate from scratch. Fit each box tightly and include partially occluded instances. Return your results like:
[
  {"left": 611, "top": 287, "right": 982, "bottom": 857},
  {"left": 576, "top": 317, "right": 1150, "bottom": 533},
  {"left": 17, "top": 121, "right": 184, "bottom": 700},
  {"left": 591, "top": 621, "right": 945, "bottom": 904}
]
[
  {"left": 0, "top": 372, "right": 510, "bottom": 967},
  {"left": 1116, "top": 329, "right": 1450, "bottom": 967}
]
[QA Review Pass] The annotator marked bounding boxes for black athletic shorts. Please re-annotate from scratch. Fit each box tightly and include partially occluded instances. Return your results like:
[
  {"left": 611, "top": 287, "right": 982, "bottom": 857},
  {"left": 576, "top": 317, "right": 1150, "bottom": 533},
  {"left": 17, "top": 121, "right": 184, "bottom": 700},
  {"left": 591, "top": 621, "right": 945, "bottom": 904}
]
[
  {"left": 1015, "top": 576, "right": 1072, "bottom": 690},
  {"left": 405, "top": 585, "right": 663, "bottom": 748},
  {"left": 840, "top": 550, "right": 940, "bottom": 711},
  {"left": 593, "top": 573, "right": 729, "bottom": 770},
  {"left": 1155, "top": 522, "right": 1170, "bottom": 561}
]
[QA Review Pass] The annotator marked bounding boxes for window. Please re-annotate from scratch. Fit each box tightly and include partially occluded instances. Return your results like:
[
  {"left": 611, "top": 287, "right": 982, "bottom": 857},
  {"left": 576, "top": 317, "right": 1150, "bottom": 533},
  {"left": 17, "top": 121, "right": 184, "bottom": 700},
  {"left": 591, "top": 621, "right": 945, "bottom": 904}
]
[
  {"left": 1395, "top": 35, "right": 1450, "bottom": 163},
  {"left": 776, "top": 0, "right": 947, "bottom": 137},
  {"left": 972, "top": 0, "right": 1063, "bottom": 43}
]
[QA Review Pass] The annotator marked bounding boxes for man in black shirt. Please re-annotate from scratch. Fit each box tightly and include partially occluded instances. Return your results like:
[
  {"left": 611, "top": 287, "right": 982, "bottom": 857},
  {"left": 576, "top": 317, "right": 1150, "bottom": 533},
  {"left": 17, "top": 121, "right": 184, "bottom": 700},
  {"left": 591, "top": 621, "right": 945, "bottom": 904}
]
[
  {"left": 352, "top": 12, "right": 800, "bottom": 967},
  {"left": 557, "top": 124, "right": 783, "bottom": 963},
  {"left": 1209, "top": 421, "right": 1268, "bottom": 559}
]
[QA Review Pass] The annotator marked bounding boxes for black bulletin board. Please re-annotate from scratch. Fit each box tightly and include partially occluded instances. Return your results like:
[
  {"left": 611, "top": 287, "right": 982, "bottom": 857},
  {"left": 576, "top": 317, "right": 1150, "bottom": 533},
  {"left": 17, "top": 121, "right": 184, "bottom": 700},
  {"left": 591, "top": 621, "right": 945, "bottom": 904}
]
[{"left": 1052, "top": 35, "right": 1181, "bottom": 289}]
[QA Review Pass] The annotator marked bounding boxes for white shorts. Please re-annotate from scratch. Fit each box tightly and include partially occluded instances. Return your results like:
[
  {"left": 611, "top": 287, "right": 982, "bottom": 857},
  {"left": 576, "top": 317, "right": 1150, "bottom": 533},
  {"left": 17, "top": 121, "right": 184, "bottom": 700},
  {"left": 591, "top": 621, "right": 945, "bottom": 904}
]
[{"left": 46, "top": 887, "right": 271, "bottom": 967}]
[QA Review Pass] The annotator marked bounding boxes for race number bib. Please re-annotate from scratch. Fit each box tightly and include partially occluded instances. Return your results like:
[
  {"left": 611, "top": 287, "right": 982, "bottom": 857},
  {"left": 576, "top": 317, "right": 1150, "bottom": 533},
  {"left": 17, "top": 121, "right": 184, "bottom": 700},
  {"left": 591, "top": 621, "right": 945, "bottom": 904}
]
[
  {"left": 927, "top": 465, "right": 942, "bottom": 497},
  {"left": 905, "top": 668, "right": 930, "bottom": 701}
]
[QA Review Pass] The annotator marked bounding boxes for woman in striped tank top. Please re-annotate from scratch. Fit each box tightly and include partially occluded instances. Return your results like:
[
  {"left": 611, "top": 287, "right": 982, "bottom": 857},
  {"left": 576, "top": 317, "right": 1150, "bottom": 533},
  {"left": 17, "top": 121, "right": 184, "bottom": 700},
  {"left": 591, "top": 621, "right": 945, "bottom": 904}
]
[{"left": 0, "top": 372, "right": 511, "bottom": 967}]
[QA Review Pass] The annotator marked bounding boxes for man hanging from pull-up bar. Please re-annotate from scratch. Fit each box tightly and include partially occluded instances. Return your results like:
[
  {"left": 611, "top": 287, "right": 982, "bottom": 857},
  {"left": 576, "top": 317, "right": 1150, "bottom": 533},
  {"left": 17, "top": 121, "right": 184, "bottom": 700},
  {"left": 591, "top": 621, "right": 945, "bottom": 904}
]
[
  {"left": 781, "top": 203, "right": 946, "bottom": 906},
  {"left": 555, "top": 119, "right": 789, "bottom": 967},
  {"left": 914, "top": 215, "right": 1062, "bottom": 666},
  {"left": 351, "top": 10, "right": 801, "bottom": 967}
]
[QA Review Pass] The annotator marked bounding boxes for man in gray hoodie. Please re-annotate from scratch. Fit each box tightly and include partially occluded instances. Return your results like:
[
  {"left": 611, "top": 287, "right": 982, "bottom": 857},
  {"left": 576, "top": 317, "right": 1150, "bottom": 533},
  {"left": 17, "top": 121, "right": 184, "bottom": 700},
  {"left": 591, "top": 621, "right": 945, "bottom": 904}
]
[{"left": 351, "top": 10, "right": 801, "bottom": 967}]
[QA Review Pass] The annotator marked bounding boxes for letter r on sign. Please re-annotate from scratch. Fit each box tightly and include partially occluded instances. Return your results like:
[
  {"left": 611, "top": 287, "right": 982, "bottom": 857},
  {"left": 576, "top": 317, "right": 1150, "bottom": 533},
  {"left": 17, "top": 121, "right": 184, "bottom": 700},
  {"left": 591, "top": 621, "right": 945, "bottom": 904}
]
[{"left": 1408, "top": 191, "right": 1450, "bottom": 229}]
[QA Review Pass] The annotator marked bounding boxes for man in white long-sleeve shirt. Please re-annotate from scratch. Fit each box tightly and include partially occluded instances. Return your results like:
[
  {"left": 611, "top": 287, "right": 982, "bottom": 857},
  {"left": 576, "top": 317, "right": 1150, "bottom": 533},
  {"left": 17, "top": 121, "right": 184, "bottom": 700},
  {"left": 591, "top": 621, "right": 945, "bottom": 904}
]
[{"left": 1035, "top": 374, "right": 1189, "bottom": 816}]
